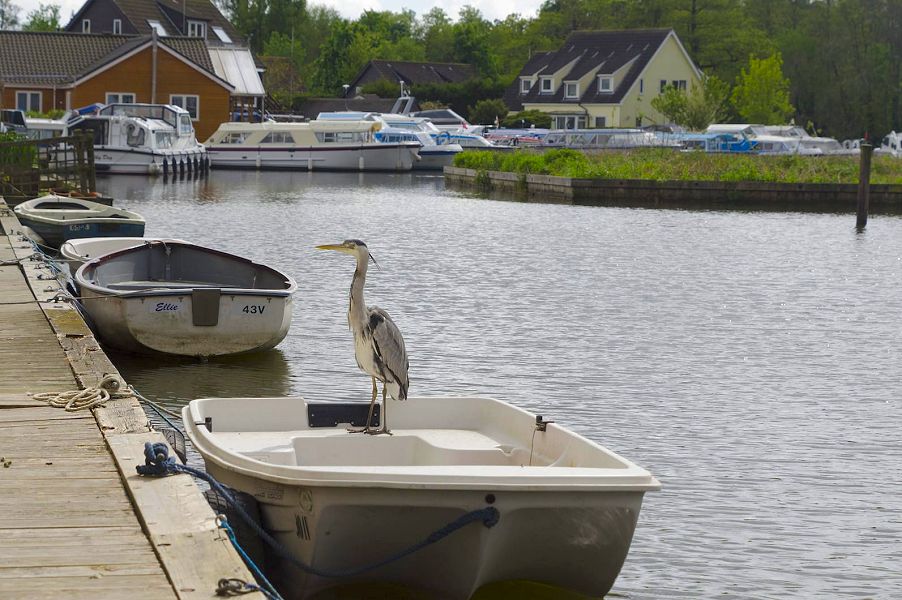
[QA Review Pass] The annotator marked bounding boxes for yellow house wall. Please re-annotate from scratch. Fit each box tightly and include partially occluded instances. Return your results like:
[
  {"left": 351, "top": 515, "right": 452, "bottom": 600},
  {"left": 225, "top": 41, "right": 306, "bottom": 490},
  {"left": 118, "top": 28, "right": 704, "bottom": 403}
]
[
  {"left": 522, "top": 33, "right": 700, "bottom": 128},
  {"left": 619, "top": 34, "right": 701, "bottom": 127}
]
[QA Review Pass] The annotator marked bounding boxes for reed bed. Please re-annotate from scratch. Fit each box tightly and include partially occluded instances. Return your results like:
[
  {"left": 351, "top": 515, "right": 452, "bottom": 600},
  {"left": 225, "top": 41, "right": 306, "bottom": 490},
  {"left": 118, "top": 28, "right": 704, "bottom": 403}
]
[{"left": 453, "top": 148, "right": 902, "bottom": 185}]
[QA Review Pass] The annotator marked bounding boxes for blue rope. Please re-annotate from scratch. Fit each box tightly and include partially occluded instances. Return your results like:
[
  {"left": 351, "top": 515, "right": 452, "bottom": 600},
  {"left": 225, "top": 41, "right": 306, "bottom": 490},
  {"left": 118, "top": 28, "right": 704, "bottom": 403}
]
[
  {"left": 219, "top": 519, "right": 283, "bottom": 600},
  {"left": 137, "top": 442, "right": 500, "bottom": 579}
]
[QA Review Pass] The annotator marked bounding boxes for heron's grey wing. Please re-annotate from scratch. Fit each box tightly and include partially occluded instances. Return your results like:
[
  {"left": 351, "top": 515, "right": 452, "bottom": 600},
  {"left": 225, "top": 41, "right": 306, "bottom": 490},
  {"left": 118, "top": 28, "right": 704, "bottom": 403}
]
[{"left": 368, "top": 306, "right": 409, "bottom": 396}]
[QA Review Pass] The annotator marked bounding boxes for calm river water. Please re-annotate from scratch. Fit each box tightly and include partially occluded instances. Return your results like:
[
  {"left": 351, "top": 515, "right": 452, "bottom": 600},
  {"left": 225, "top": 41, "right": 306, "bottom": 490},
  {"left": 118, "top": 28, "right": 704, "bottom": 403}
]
[{"left": 97, "top": 171, "right": 902, "bottom": 599}]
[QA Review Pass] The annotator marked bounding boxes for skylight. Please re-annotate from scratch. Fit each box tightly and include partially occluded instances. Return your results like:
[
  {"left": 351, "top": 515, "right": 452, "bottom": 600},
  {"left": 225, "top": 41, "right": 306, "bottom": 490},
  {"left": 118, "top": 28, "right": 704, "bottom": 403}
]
[
  {"left": 212, "top": 26, "right": 232, "bottom": 43},
  {"left": 147, "top": 20, "right": 168, "bottom": 36}
]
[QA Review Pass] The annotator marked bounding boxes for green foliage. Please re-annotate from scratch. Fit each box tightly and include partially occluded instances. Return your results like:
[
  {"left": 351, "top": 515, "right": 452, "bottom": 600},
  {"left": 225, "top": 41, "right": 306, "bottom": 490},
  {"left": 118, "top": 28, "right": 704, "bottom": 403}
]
[
  {"left": 731, "top": 52, "right": 794, "bottom": 125},
  {"left": 502, "top": 110, "right": 552, "bottom": 129},
  {"left": 455, "top": 148, "right": 902, "bottom": 185},
  {"left": 467, "top": 99, "right": 508, "bottom": 126},
  {"left": 650, "top": 85, "right": 687, "bottom": 125},
  {"left": 25, "top": 109, "right": 65, "bottom": 119},
  {"left": 651, "top": 75, "right": 729, "bottom": 131},
  {"left": 22, "top": 2, "right": 59, "bottom": 31}
]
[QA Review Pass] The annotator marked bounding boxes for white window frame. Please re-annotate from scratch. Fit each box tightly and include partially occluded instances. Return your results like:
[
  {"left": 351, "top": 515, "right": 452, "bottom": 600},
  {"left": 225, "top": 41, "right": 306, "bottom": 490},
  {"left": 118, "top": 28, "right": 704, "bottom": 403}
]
[
  {"left": 672, "top": 80, "right": 687, "bottom": 91},
  {"left": 170, "top": 94, "right": 200, "bottom": 121},
  {"left": 112, "top": 19, "right": 122, "bottom": 34},
  {"left": 639, "top": 78, "right": 644, "bottom": 94},
  {"left": 82, "top": 19, "right": 91, "bottom": 33},
  {"left": 540, "top": 77, "right": 553, "bottom": 93},
  {"left": 595, "top": 116, "right": 606, "bottom": 128},
  {"left": 16, "top": 91, "right": 41, "bottom": 113},
  {"left": 106, "top": 92, "right": 136, "bottom": 104},
  {"left": 147, "top": 19, "right": 168, "bottom": 36},
  {"left": 660, "top": 79, "right": 668, "bottom": 93},
  {"left": 598, "top": 76, "right": 613, "bottom": 93},
  {"left": 187, "top": 20, "right": 206, "bottom": 38},
  {"left": 564, "top": 82, "right": 579, "bottom": 99},
  {"left": 520, "top": 78, "right": 531, "bottom": 94}
]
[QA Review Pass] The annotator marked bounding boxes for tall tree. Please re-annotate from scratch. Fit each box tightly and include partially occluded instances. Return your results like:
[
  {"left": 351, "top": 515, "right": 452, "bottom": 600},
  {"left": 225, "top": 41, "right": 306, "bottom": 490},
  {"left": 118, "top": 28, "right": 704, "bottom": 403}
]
[
  {"left": 22, "top": 3, "right": 60, "bottom": 31},
  {"left": 0, "top": 0, "right": 19, "bottom": 29},
  {"left": 731, "top": 52, "right": 794, "bottom": 124}
]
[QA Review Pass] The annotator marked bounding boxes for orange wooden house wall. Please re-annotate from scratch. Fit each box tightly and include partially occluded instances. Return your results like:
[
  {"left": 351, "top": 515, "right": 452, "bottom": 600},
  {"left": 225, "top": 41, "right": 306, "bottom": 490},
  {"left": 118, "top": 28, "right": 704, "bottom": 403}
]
[{"left": 2, "top": 46, "right": 231, "bottom": 140}]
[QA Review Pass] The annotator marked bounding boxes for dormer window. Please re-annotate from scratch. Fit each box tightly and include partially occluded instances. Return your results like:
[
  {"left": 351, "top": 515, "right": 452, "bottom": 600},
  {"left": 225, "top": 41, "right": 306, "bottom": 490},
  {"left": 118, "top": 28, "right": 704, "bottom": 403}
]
[
  {"left": 598, "top": 76, "right": 613, "bottom": 93},
  {"left": 147, "top": 20, "right": 168, "bottom": 36},
  {"left": 187, "top": 20, "right": 206, "bottom": 38},
  {"left": 112, "top": 19, "right": 122, "bottom": 34},
  {"left": 540, "top": 77, "right": 553, "bottom": 93},
  {"left": 520, "top": 78, "right": 532, "bottom": 94},
  {"left": 82, "top": 19, "right": 91, "bottom": 33},
  {"left": 564, "top": 82, "right": 579, "bottom": 99}
]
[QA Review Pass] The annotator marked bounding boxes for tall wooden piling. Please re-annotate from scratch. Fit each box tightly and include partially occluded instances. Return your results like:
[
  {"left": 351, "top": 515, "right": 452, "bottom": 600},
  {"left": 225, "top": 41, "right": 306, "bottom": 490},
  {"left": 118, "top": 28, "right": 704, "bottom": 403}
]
[{"left": 857, "top": 143, "right": 873, "bottom": 229}]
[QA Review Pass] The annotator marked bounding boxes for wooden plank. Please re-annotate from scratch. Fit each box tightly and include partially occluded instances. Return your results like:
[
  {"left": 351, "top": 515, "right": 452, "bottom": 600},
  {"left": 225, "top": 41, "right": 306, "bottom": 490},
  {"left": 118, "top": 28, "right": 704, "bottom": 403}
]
[
  {"left": 0, "top": 564, "right": 164, "bottom": 579},
  {"left": 107, "top": 433, "right": 263, "bottom": 599}
]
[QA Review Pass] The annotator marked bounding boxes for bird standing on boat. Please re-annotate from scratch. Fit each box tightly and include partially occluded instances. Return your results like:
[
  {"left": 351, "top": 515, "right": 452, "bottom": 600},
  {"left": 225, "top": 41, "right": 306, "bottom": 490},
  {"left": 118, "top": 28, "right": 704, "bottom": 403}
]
[{"left": 316, "top": 240, "right": 409, "bottom": 435}]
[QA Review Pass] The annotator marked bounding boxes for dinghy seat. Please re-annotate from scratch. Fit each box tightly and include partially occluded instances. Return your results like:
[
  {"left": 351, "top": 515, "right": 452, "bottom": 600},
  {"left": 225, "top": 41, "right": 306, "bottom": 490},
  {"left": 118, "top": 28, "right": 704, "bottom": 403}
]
[{"left": 107, "top": 280, "right": 225, "bottom": 290}]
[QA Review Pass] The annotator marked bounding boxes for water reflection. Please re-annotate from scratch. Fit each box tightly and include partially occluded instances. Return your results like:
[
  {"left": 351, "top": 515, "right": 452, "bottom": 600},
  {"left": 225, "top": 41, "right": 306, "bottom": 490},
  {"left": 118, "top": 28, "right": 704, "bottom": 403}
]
[{"left": 110, "top": 349, "right": 292, "bottom": 412}]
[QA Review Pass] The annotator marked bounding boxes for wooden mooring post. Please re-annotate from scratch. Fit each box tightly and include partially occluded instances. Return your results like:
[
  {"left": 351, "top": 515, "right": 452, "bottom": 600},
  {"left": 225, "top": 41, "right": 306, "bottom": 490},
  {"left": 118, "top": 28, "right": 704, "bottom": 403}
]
[{"left": 857, "top": 142, "right": 873, "bottom": 229}]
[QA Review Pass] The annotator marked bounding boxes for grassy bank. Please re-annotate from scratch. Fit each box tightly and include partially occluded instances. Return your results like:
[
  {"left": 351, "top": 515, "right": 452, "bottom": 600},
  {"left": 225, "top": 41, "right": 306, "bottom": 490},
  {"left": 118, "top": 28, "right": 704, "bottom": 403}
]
[{"left": 453, "top": 148, "right": 902, "bottom": 185}]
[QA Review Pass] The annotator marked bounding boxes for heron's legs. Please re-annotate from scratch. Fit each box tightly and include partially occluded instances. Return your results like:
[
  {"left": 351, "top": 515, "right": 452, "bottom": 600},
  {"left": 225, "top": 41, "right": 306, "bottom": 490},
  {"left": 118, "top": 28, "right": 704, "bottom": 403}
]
[
  {"left": 348, "top": 377, "right": 378, "bottom": 433},
  {"left": 367, "top": 383, "right": 392, "bottom": 435}
]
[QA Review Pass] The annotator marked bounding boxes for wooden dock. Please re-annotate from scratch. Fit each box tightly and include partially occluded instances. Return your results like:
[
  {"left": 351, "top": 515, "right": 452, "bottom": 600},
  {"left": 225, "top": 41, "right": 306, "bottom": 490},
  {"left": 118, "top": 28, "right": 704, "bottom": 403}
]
[{"left": 0, "top": 199, "right": 262, "bottom": 599}]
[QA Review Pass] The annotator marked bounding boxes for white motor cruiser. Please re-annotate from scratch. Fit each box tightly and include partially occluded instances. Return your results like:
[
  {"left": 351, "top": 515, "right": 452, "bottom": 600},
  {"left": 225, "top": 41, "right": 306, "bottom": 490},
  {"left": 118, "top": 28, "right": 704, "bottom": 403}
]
[
  {"left": 184, "top": 395, "right": 660, "bottom": 599},
  {"left": 204, "top": 120, "right": 420, "bottom": 171},
  {"left": 66, "top": 103, "right": 207, "bottom": 175}
]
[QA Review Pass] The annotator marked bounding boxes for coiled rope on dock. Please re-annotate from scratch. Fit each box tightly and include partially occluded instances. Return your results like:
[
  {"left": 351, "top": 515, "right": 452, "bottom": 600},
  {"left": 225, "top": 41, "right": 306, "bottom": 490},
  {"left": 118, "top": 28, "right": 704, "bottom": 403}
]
[
  {"left": 137, "top": 442, "right": 500, "bottom": 586},
  {"left": 33, "top": 374, "right": 129, "bottom": 412}
]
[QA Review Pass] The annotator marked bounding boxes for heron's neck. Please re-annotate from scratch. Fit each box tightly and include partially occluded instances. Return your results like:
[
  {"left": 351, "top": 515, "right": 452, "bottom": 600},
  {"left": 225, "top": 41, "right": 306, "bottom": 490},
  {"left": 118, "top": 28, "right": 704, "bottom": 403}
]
[{"left": 348, "top": 259, "right": 369, "bottom": 328}]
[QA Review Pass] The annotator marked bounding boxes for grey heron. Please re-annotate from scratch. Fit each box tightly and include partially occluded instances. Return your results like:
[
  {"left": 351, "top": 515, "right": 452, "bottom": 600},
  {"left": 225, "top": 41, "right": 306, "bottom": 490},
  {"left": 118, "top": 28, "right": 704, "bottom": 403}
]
[{"left": 316, "top": 240, "right": 409, "bottom": 435}]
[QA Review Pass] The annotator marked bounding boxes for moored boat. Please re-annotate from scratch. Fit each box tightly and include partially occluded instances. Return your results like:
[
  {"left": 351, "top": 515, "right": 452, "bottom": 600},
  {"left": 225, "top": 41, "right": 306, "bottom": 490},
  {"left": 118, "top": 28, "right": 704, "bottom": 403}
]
[
  {"left": 60, "top": 236, "right": 188, "bottom": 277},
  {"left": 204, "top": 120, "right": 420, "bottom": 171},
  {"left": 66, "top": 103, "right": 207, "bottom": 175},
  {"left": 183, "top": 395, "right": 660, "bottom": 599},
  {"left": 76, "top": 241, "right": 296, "bottom": 357},
  {"left": 13, "top": 194, "right": 145, "bottom": 248}
]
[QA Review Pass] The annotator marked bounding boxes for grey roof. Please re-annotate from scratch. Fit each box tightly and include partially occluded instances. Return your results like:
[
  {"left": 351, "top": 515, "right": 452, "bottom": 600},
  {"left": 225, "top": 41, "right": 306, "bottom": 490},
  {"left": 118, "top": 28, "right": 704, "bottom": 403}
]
[
  {"left": 348, "top": 60, "right": 476, "bottom": 90},
  {"left": 0, "top": 31, "right": 217, "bottom": 86},
  {"left": 293, "top": 95, "right": 421, "bottom": 120},
  {"left": 503, "top": 29, "right": 676, "bottom": 111},
  {"left": 66, "top": 0, "right": 244, "bottom": 45}
]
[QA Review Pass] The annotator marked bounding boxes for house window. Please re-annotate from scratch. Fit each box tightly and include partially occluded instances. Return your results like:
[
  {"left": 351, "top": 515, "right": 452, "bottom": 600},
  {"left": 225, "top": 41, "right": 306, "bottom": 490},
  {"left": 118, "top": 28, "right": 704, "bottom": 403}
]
[
  {"left": 187, "top": 20, "right": 206, "bottom": 38},
  {"left": 170, "top": 95, "right": 199, "bottom": 120},
  {"left": 595, "top": 116, "right": 606, "bottom": 128},
  {"left": 671, "top": 80, "right": 687, "bottom": 91},
  {"left": 212, "top": 26, "right": 232, "bottom": 43},
  {"left": 82, "top": 19, "right": 91, "bottom": 33},
  {"left": 112, "top": 19, "right": 122, "bottom": 34},
  {"left": 147, "top": 20, "right": 168, "bottom": 36},
  {"left": 598, "top": 76, "right": 613, "bottom": 93},
  {"left": 564, "top": 82, "right": 579, "bottom": 99},
  {"left": 520, "top": 78, "right": 531, "bottom": 94},
  {"left": 106, "top": 92, "right": 135, "bottom": 104},
  {"left": 16, "top": 91, "right": 41, "bottom": 112},
  {"left": 540, "top": 78, "right": 553, "bottom": 93},
  {"left": 640, "top": 79, "right": 644, "bottom": 94},
  {"left": 660, "top": 79, "right": 668, "bottom": 93}
]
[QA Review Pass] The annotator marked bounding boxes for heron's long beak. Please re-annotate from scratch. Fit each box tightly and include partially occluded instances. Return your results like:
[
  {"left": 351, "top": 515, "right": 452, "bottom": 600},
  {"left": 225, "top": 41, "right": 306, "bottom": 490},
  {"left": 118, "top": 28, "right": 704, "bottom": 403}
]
[{"left": 316, "top": 244, "right": 348, "bottom": 253}]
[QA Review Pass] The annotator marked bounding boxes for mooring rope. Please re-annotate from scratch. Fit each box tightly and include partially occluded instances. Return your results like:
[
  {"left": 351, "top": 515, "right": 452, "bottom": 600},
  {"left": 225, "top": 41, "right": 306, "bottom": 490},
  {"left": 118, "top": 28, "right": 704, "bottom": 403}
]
[
  {"left": 33, "top": 387, "right": 111, "bottom": 411},
  {"left": 137, "top": 442, "right": 500, "bottom": 581}
]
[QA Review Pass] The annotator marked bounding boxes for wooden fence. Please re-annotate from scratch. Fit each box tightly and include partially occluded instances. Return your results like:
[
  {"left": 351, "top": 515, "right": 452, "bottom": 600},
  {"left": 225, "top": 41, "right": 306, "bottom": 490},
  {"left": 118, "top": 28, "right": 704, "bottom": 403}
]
[{"left": 0, "top": 131, "right": 95, "bottom": 205}]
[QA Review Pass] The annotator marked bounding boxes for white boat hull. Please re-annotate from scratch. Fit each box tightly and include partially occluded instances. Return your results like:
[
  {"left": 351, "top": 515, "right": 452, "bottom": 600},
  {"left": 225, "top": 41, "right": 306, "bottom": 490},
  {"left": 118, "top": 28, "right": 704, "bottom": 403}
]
[
  {"left": 206, "top": 144, "right": 419, "bottom": 171},
  {"left": 184, "top": 396, "right": 659, "bottom": 599},
  {"left": 80, "top": 289, "right": 293, "bottom": 356},
  {"left": 94, "top": 146, "right": 207, "bottom": 175}
]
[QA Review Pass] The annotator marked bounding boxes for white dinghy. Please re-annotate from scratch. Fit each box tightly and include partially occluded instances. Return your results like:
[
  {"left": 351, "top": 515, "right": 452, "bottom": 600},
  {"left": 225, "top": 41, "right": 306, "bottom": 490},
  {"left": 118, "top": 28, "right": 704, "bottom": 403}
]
[
  {"left": 76, "top": 241, "right": 296, "bottom": 356},
  {"left": 184, "top": 395, "right": 660, "bottom": 599},
  {"left": 60, "top": 236, "right": 188, "bottom": 277}
]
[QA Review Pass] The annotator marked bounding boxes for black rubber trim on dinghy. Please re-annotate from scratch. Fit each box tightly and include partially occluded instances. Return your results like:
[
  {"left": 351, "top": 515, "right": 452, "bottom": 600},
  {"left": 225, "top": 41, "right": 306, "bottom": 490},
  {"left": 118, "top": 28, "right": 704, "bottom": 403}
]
[{"left": 307, "top": 402, "right": 381, "bottom": 428}]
